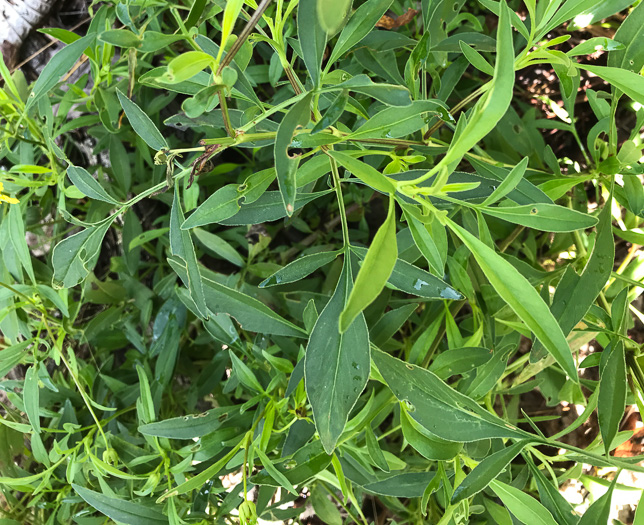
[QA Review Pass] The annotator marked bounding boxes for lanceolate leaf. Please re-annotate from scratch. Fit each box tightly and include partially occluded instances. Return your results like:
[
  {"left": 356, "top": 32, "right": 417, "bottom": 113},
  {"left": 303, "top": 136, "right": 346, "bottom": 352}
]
[
  {"left": 598, "top": 340, "right": 626, "bottom": 455},
  {"left": 52, "top": 217, "right": 116, "bottom": 289},
  {"left": 298, "top": 0, "right": 326, "bottom": 87},
  {"left": 480, "top": 203, "right": 598, "bottom": 232},
  {"left": 305, "top": 258, "right": 370, "bottom": 453},
  {"left": 548, "top": 202, "right": 614, "bottom": 337},
  {"left": 259, "top": 250, "right": 341, "bottom": 287},
  {"left": 446, "top": 218, "right": 577, "bottom": 381},
  {"left": 73, "top": 484, "right": 168, "bottom": 525},
  {"left": 490, "top": 480, "right": 558, "bottom": 525},
  {"left": 27, "top": 35, "right": 94, "bottom": 109},
  {"left": 117, "top": 89, "right": 168, "bottom": 151},
  {"left": 274, "top": 94, "right": 312, "bottom": 215},
  {"left": 138, "top": 406, "right": 236, "bottom": 439},
  {"left": 327, "top": 150, "right": 397, "bottom": 194},
  {"left": 328, "top": 0, "right": 394, "bottom": 65},
  {"left": 169, "top": 188, "right": 208, "bottom": 318},
  {"left": 372, "top": 348, "right": 534, "bottom": 442},
  {"left": 452, "top": 440, "right": 530, "bottom": 503},
  {"left": 577, "top": 64, "right": 644, "bottom": 105},
  {"left": 352, "top": 246, "right": 462, "bottom": 300},
  {"left": 67, "top": 166, "right": 119, "bottom": 204},
  {"left": 323, "top": 74, "right": 412, "bottom": 106},
  {"left": 340, "top": 196, "right": 397, "bottom": 332},
  {"left": 199, "top": 271, "right": 307, "bottom": 338},
  {"left": 181, "top": 185, "right": 241, "bottom": 229}
]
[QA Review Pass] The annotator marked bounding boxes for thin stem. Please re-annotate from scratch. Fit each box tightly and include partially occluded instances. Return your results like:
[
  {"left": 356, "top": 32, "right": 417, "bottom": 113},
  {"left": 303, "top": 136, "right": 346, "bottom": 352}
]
[
  {"left": 328, "top": 155, "right": 350, "bottom": 249},
  {"left": 218, "top": 0, "right": 274, "bottom": 74},
  {"left": 218, "top": 92, "right": 235, "bottom": 138}
]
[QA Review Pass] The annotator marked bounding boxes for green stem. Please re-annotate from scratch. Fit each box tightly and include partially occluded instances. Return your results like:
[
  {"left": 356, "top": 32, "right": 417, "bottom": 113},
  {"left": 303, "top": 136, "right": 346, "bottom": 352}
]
[{"left": 328, "top": 155, "right": 350, "bottom": 249}]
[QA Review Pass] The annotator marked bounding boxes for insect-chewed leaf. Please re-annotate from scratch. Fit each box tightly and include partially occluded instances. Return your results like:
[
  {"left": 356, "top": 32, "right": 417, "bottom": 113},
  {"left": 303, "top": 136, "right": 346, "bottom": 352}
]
[
  {"left": 274, "top": 94, "right": 313, "bottom": 215},
  {"left": 139, "top": 406, "right": 236, "bottom": 439}
]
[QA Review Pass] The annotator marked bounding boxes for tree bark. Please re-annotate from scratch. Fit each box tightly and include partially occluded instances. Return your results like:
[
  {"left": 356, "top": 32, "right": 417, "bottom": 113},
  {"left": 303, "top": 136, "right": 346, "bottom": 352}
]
[{"left": 1, "top": 0, "right": 56, "bottom": 67}]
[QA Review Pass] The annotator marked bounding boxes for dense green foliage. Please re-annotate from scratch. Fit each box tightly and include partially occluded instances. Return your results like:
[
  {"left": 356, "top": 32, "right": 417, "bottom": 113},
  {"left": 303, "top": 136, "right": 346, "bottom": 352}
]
[{"left": 2, "top": 0, "right": 644, "bottom": 523}]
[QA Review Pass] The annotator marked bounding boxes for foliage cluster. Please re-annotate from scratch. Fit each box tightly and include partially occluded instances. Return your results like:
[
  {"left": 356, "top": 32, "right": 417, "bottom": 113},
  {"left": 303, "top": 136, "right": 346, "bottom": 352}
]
[{"left": 2, "top": 0, "right": 644, "bottom": 523}]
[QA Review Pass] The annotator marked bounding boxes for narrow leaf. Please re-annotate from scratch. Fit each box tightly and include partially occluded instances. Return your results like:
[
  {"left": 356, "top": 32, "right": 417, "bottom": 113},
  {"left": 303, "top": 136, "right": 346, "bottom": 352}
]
[
  {"left": 446, "top": 218, "right": 577, "bottom": 380},
  {"left": 305, "top": 259, "right": 370, "bottom": 453},
  {"left": 274, "top": 94, "right": 312, "bottom": 215},
  {"left": 490, "top": 480, "right": 558, "bottom": 525},
  {"left": 67, "top": 166, "right": 119, "bottom": 204},
  {"left": 598, "top": 341, "right": 626, "bottom": 455},
  {"left": 117, "top": 89, "right": 168, "bottom": 151},
  {"left": 480, "top": 203, "right": 598, "bottom": 232},
  {"left": 340, "top": 196, "right": 397, "bottom": 332}
]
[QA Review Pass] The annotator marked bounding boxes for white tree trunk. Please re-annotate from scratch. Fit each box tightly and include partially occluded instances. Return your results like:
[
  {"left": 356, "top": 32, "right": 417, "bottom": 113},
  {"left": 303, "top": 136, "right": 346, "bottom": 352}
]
[{"left": 1, "top": 0, "right": 55, "bottom": 67}]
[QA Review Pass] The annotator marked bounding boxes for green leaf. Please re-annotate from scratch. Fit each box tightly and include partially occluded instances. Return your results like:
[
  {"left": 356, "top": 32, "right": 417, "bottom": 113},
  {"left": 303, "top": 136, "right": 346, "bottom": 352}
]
[
  {"left": 67, "top": 166, "right": 119, "bottom": 204},
  {"left": 452, "top": 440, "right": 529, "bottom": 503},
  {"left": 547, "top": 203, "right": 614, "bottom": 338},
  {"left": 460, "top": 41, "right": 494, "bottom": 75},
  {"left": 490, "top": 479, "right": 558, "bottom": 525},
  {"left": 52, "top": 217, "right": 116, "bottom": 289},
  {"left": 27, "top": 35, "right": 94, "bottom": 109},
  {"left": 578, "top": 475, "right": 617, "bottom": 525},
  {"left": 7, "top": 204, "right": 35, "bottom": 283},
  {"left": 199, "top": 270, "right": 307, "bottom": 338},
  {"left": 165, "top": 51, "right": 213, "bottom": 84},
  {"left": 274, "top": 94, "right": 312, "bottom": 215},
  {"left": 259, "top": 250, "right": 341, "bottom": 287},
  {"left": 577, "top": 64, "right": 644, "bottom": 105},
  {"left": 428, "top": 347, "right": 493, "bottom": 379},
  {"left": 305, "top": 258, "right": 370, "bottom": 453},
  {"left": 437, "top": 0, "right": 514, "bottom": 170},
  {"left": 169, "top": 188, "right": 208, "bottom": 318},
  {"left": 480, "top": 157, "right": 528, "bottom": 206},
  {"left": 138, "top": 406, "right": 236, "bottom": 439},
  {"left": 598, "top": 341, "right": 626, "bottom": 455},
  {"left": 73, "top": 484, "right": 168, "bottom": 525},
  {"left": 193, "top": 228, "right": 245, "bottom": 267},
  {"left": 23, "top": 365, "right": 41, "bottom": 434},
  {"left": 116, "top": 89, "right": 168, "bottom": 151},
  {"left": 310, "top": 486, "right": 343, "bottom": 525},
  {"left": 364, "top": 424, "right": 389, "bottom": 472},
  {"left": 328, "top": 0, "right": 393, "bottom": 65},
  {"left": 363, "top": 472, "right": 437, "bottom": 498},
  {"left": 400, "top": 407, "right": 463, "bottom": 460},
  {"left": 229, "top": 350, "right": 264, "bottom": 393},
  {"left": 446, "top": 218, "right": 577, "bottom": 381},
  {"left": 480, "top": 203, "right": 598, "bottom": 232},
  {"left": 317, "top": 0, "right": 352, "bottom": 34},
  {"left": 218, "top": 0, "right": 244, "bottom": 59},
  {"left": 400, "top": 204, "right": 446, "bottom": 275},
  {"left": 220, "top": 190, "right": 333, "bottom": 225},
  {"left": 323, "top": 74, "right": 412, "bottom": 106},
  {"left": 128, "top": 228, "right": 170, "bottom": 251},
  {"left": 312, "top": 90, "right": 348, "bottom": 134},
  {"left": 99, "top": 29, "right": 141, "bottom": 48},
  {"left": 372, "top": 348, "right": 533, "bottom": 442},
  {"left": 346, "top": 100, "right": 447, "bottom": 140},
  {"left": 298, "top": 0, "right": 327, "bottom": 86},
  {"left": 340, "top": 196, "right": 397, "bottom": 332},
  {"left": 254, "top": 446, "right": 298, "bottom": 496},
  {"left": 328, "top": 150, "right": 397, "bottom": 194},
  {"left": 181, "top": 185, "right": 241, "bottom": 229},
  {"left": 352, "top": 246, "right": 462, "bottom": 300}
]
